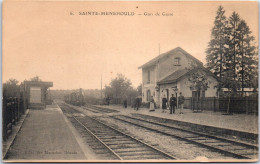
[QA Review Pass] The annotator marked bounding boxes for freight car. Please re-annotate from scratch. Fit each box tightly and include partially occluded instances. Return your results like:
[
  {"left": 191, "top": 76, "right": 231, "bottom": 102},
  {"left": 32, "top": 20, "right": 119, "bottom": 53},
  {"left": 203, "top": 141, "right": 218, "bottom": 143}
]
[{"left": 64, "top": 88, "right": 85, "bottom": 106}]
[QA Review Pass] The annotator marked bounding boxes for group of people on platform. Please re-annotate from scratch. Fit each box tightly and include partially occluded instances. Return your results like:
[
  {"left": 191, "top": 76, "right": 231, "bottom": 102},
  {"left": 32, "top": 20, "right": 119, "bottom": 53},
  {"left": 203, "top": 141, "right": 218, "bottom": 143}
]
[
  {"left": 161, "top": 92, "right": 184, "bottom": 114},
  {"left": 123, "top": 97, "right": 141, "bottom": 110},
  {"left": 122, "top": 92, "right": 185, "bottom": 114}
]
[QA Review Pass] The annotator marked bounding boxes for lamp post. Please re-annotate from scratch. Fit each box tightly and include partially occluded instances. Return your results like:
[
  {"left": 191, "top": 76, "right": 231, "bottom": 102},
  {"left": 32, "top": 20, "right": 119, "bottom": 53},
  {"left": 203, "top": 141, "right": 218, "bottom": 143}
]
[{"left": 101, "top": 75, "right": 102, "bottom": 105}]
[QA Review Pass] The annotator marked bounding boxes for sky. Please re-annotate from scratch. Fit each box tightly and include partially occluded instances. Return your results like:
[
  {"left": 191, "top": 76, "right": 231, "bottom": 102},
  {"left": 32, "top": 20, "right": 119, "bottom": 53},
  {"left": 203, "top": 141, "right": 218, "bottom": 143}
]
[{"left": 2, "top": 1, "right": 258, "bottom": 90}]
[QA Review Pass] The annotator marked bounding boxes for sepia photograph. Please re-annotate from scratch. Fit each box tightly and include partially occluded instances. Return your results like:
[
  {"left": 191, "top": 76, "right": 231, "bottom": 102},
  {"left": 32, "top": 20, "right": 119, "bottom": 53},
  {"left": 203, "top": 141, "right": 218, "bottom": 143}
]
[{"left": 2, "top": 0, "right": 259, "bottom": 162}]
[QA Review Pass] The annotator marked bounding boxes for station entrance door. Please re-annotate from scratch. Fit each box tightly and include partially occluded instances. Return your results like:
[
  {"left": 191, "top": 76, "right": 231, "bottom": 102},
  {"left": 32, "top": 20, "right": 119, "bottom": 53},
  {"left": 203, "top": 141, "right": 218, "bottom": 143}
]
[{"left": 30, "top": 87, "right": 41, "bottom": 103}]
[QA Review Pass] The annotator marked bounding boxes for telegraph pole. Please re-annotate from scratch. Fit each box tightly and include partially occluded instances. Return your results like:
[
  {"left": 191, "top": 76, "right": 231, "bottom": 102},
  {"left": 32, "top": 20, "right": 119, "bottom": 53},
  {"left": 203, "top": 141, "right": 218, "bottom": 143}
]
[{"left": 101, "top": 75, "right": 102, "bottom": 101}]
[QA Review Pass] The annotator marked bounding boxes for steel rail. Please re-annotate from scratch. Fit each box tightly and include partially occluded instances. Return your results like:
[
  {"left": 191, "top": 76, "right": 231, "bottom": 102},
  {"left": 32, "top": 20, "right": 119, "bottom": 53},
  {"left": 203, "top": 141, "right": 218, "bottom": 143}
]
[
  {"left": 123, "top": 115, "right": 258, "bottom": 150},
  {"left": 82, "top": 107, "right": 100, "bottom": 113},
  {"left": 59, "top": 103, "right": 122, "bottom": 160},
  {"left": 72, "top": 116, "right": 123, "bottom": 160},
  {"left": 84, "top": 115, "right": 178, "bottom": 160},
  {"left": 112, "top": 115, "right": 255, "bottom": 159},
  {"left": 60, "top": 103, "right": 177, "bottom": 160},
  {"left": 87, "top": 105, "right": 119, "bottom": 113},
  {"left": 133, "top": 113, "right": 258, "bottom": 143}
]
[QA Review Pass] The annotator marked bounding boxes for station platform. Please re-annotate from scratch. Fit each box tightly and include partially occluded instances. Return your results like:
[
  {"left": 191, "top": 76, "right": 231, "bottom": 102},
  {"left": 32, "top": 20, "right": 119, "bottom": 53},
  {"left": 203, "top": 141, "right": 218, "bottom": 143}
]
[
  {"left": 95, "top": 104, "right": 258, "bottom": 134},
  {"left": 3, "top": 105, "right": 91, "bottom": 162}
]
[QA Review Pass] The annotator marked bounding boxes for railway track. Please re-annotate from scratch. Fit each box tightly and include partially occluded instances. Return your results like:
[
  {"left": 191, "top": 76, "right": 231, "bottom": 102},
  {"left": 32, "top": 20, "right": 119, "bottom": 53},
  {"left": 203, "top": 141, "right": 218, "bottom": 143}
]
[
  {"left": 84, "top": 105, "right": 119, "bottom": 113},
  {"left": 132, "top": 113, "right": 258, "bottom": 144},
  {"left": 60, "top": 104, "right": 120, "bottom": 160},
  {"left": 59, "top": 104, "right": 177, "bottom": 160},
  {"left": 112, "top": 115, "right": 258, "bottom": 159},
  {"left": 83, "top": 105, "right": 258, "bottom": 144}
]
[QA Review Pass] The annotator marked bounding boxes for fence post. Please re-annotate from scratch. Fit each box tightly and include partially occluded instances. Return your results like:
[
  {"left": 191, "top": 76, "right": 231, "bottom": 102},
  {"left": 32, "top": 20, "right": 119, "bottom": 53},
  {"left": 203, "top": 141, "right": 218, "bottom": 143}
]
[
  {"left": 3, "top": 93, "right": 7, "bottom": 141},
  {"left": 23, "top": 91, "right": 27, "bottom": 112},
  {"left": 213, "top": 97, "right": 215, "bottom": 112},
  {"left": 246, "top": 97, "right": 249, "bottom": 114},
  {"left": 17, "top": 97, "right": 20, "bottom": 120},
  {"left": 11, "top": 98, "right": 15, "bottom": 125},
  {"left": 191, "top": 97, "right": 193, "bottom": 111},
  {"left": 20, "top": 96, "right": 24, "bottom": 114},
  {"left": 14, "top": 98, "right": 16, "bottom": 122},
  {"left": 16, "top": 98, "right": 18, "bottom": 121},
  {"left": 14, "top": 97, "right": 19, "bottom": 122},
  {"left": 7, "top": 98, "right": 12, "bottom": 138}
]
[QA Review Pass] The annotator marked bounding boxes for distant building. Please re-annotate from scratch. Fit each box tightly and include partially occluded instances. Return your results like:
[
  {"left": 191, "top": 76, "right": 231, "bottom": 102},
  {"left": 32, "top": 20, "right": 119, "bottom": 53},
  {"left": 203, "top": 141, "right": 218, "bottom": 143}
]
[
  {"left": 23, "top": 81, "right": 53, "bottom": 109},
  {"left": 138, "top": 47, "right": 219, "bottom": 108}
]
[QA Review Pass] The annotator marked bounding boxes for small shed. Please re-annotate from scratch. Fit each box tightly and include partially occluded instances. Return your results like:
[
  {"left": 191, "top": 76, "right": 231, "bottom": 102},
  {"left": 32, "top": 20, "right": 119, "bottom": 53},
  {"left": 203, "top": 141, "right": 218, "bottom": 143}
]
[{"left": 23, "top": 81, "right": 53, "bottom": 109}]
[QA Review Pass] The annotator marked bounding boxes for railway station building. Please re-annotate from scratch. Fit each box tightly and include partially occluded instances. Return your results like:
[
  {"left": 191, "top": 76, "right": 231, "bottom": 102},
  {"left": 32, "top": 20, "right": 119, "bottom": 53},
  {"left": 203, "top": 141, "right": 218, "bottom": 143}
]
[
  {"left": 138, "top": 47, "right": 219, "bottom": 108},
  {"left": 22, "top": 81, "right": 53, "bottom": 109}
]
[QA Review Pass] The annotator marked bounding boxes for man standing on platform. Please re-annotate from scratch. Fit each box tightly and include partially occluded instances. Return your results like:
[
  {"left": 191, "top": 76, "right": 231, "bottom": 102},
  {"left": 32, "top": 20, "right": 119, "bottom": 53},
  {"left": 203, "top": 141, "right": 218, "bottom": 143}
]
[
  {"left": 134, "top": 97, "right": 140, "bottom": 111},
  {"left": 178, "top": 92, "right": 184, "bottom": 114},
  {"left": 123, "top": 99, "right": 127, "bottom": 108},
  {"left": 169, "top": 94, "right": 176, "bottom": 114},
  {"left": 162, "top": 95, "right": 167, "bottom": 113},
  {"left": 150, "top": 96, "right": 155, "bottom": 111}
]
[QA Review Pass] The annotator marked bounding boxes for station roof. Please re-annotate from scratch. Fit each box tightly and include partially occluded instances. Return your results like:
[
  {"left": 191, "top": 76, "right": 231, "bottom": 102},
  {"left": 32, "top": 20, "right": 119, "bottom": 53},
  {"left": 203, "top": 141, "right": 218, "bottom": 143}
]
[
  {"left": 138, "top": 47, "right": 203, "bottom": 69},
  {"left": 24, "top": 81, "right": 53, "bottom": 88},
  {"left": 157, "top": 66, "right": 220, "bottom": 85},
  {"left": 157, "top": 69, "right": 189, "bottom": 85}
]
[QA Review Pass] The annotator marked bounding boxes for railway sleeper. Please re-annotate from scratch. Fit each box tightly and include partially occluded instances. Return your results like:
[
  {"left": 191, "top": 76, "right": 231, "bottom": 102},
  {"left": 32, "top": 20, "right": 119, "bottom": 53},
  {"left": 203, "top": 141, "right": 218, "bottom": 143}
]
[
  {"left": 122, "top": 154, "right": 170, "bottom": 160},
  {"left": 91, "top": 146, "right": 111, "bottom": 150},
  {"left": 84, "top": 139, "right": 100, "bottom": 143},
  {"left": 98, "top": 136, "right": 126, "bottom": 140},
  {"left": 91, "top": 128, "right": 112, "bottom": 131},
  {"left": 96, "top": 134, "right": 122, "bottom": 138},
  {"left": 87, "top": 142, "right": 106, "bottom": 147},
  {"left": 204, "top": 142, "right": 231, "bottom": 146},
  {"left": 190, "top": 137, "right": 209, "bottom": 141},
  {"left": 105, "top": 141, "right": 137, "bottom": 145},
  {"left": 92, "top": 129, "right": 117, "bottom": 132},
  {"left": 117, "top": 151, "right": 161, "bottom": 157},
  {"left": 101, "top": 139, "right": 132, "bottom": 142},
  {"left": 98, "top": 154, "right": 119, "bottom": 160},
  {"left": 114, "top": 116, "right": 253, "bottom": 159},
  {"left": 126, "top": 115, "right": 258, "bottom": 148},
  {"left": 196, "top": 139, "right": 220, "bottom": 143},
  {"left": 81, "top": 135, "right": 95, "bottom": 139},
  {"left": 108, "top": 144, "right": 143, "bottom": 149},
  {"left": 94, "top": 132, "right": 120, "bottom": 135},
  {"left": 214, "top": 144, "right": 235, "bottom": 147},
  {"left": 182, "top": 135, "right": 200, "bottom": 138},
  {"left": 92, "top": 131, "right": 115, "bottom": 134},
  {"left": 228, "top": 149, "right": 256, "bottom": 155},
  {"left": 114, "top": 147, "right": 151, "bottom": 153},
  {"left": 93, "top": 149, "right": 115, "bottom": 154}
]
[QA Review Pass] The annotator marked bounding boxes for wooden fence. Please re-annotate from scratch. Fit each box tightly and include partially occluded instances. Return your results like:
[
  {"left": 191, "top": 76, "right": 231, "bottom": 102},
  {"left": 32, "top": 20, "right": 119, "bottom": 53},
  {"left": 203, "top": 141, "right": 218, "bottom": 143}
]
[
  {"left": 2, "top": 95, "right": 26, "bottom": 141},
  {"left": 183, "top": 97, "right": 258, "bottom": 114}
]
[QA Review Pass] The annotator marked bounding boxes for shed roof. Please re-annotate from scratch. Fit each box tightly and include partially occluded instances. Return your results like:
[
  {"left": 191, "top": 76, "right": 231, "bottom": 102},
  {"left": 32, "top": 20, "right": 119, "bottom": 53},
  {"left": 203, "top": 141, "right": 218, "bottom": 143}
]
[
  {"left": 157, "top": 66, "right": 220, "bottom": 85},
  {"left": 157, "top": 69, "right": 189, "bottom": 85},
  {"left": 24, "top": 81, "right": 53, "bottom": 88},
  {"left": 138, "top": 47, "right": 203, "bottom": 69}
]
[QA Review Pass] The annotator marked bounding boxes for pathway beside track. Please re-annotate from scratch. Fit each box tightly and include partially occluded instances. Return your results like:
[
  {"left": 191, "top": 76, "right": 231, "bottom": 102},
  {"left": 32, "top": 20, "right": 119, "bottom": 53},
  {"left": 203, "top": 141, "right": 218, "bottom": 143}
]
[{"left": 4, "top": 105, "right": 88, "bottom": 161}]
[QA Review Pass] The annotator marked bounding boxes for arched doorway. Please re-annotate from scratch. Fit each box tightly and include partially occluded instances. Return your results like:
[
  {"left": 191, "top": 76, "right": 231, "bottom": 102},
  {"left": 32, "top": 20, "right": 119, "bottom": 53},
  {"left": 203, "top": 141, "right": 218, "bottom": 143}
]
[{"left": 147, "top": 90, "right": 151, "bottom": 102}]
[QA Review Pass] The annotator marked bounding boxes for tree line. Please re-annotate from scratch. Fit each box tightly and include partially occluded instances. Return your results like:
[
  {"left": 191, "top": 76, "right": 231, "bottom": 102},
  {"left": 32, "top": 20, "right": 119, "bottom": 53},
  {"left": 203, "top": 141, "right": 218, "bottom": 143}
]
[
  {"left": 104, "top": 73, "right": 142, "bottom": 105},
  {"left": 206, "top": 6, "right": 258, "bottom": 95},
  {"left": 3, "top": 76, "right": 42, "bottom": 98}
]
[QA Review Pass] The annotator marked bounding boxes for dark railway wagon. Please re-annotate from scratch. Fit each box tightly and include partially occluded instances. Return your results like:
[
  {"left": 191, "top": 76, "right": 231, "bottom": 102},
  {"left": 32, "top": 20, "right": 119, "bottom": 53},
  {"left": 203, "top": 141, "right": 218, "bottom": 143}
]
[{"left": 64, "top": 88, "right": 85, "bottom": 106}]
